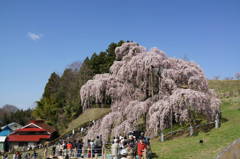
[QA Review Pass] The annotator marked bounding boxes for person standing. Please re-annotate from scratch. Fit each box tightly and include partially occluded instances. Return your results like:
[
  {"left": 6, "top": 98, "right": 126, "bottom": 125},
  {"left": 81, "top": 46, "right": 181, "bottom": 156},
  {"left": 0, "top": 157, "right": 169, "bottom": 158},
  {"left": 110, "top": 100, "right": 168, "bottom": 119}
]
[
  {"left": 94, "top": 136, "right": 102, "bottom": 157},
  {"left": 66, "top": 142, "right": 73, "bottom": 157},
  {"left": 87, "top": 139, "right": 92, "bottom": 158},
  {"left": 33, "top": 150, "right": 38, "bottom": 159},
  {"left": 52, "top": 145, "right": 56, "bottom": 156},
  {"left": 137, "top": 139, "right": 146, "bottom": 159},
  {"left": 76, "top": 140, "right": 83, "bottom": 158},
  {"left": 3, "top": 153, "right": 8, "bottom": 159},
  {"left": 126, "top": 143, "right": 134, "bottom": 159},
  {"left": 111, "top": 139, "right": 119, "bottom": 159},
  {"left": 26, "top": 153, "right": 31, "bottom": 159},
  {"left": 44, "top": 147, "right": 48, "bottom": 159},
  {"left": 16, "top": 152, "right": 21, "bottom": 159},
  {"left": 13, "top": 152, "right": 17, "bottom": 159}
]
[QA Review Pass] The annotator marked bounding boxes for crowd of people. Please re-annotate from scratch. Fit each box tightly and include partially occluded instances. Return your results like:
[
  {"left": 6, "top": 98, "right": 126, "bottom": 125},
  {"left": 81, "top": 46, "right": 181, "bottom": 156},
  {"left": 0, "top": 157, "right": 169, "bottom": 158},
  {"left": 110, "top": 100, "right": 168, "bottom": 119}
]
[
  {"left": 111, "top": 132, "right": 151, "bottom": 159},
  {"left": 1, "top": 131, "right": 152, "bottom": 159},
  {"left": 51, "top": 131, "right": 151, "bottom": 159},
  {"left": 49, "top": 136, "right": 102, "bottom": 159},
  {"left": 1, "top": 150, "right": 38, "bottom": 159}
]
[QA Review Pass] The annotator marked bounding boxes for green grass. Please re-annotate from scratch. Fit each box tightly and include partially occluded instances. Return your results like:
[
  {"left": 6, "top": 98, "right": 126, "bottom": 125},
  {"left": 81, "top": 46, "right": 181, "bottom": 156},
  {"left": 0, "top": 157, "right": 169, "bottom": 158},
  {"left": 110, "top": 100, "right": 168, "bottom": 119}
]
[
  {"left": 64, "top": 108, "right": 111, "bottom": 134},
  {"left": 151, "top": 80, "right": 240, "bottom": 159},
  {"left": 208, "top": 80, "right": 240, "bottom": 97}
]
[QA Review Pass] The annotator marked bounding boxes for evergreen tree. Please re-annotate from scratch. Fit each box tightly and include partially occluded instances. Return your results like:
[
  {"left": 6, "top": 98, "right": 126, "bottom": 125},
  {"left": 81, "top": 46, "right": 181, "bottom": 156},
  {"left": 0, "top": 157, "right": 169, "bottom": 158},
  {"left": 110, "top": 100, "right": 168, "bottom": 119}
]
[
  {"left": 78, "top": 57, "right": 94, "bottom": 86},
  {"left": 43, "top": 72, "right": 60, "bottom": 99},
  {"left": 33, "top": 40, "right": 125, "bottom": 130}
]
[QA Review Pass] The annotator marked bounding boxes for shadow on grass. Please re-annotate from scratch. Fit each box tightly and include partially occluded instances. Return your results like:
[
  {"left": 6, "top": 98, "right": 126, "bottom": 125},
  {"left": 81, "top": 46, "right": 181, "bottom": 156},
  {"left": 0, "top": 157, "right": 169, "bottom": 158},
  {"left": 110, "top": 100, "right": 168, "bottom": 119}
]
[
  {"left": 151, "top": 152, "right": 159, "bottom": 158},
  {"left": 221, "top": 117, "right": 228, "bottom": 123}
]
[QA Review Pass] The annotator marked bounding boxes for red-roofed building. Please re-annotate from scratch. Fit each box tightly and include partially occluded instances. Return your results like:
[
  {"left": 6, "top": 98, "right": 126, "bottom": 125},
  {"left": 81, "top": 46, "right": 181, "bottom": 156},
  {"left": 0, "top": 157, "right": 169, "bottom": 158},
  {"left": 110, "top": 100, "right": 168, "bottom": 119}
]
[{"left": 7, "top": 120, "right": 57, "bottom": 150}]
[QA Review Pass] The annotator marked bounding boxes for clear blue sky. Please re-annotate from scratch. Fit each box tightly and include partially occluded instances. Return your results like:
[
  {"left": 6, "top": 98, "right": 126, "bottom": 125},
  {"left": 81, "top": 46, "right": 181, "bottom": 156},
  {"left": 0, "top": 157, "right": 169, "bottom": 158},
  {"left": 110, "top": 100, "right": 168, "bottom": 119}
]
[{"left": 0, "top": 0, "right": 239, "bottom": 109}]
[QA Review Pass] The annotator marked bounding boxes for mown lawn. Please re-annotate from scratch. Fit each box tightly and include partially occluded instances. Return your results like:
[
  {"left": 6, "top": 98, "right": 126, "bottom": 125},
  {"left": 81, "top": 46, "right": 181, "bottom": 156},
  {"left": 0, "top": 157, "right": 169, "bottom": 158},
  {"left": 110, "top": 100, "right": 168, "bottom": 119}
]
[{"left": 151, "top": 80, "right": 240, "bottom": 159}]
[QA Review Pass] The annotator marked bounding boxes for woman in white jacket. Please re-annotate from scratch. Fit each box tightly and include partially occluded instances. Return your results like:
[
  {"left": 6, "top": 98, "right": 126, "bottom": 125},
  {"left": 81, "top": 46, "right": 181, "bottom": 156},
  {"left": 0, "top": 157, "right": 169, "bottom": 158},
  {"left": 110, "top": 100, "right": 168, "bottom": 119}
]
[{"left": 111, "top": 139, "right": 119, "bottom": 159}]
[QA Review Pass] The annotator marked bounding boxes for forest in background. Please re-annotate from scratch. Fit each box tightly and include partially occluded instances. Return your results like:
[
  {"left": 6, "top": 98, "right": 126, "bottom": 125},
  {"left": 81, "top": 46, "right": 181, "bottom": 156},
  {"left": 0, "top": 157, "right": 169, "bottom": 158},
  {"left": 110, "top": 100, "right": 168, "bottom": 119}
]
[
  {"left": 32, "top": 40, "right": 125, "bottom": 130},
  {"left": 0, "top": 104, "right": 33, "bottom": 127}
]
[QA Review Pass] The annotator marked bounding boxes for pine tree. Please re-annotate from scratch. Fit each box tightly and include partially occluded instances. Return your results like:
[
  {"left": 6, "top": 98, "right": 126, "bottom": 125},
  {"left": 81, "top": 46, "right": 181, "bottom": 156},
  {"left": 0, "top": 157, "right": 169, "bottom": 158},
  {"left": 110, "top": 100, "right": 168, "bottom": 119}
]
[
  {"left": 43, "top": 72, "right": 60, "bottom": 99},
  {"left": 32, "top": 41, "right": 125, "bottom": 130}
]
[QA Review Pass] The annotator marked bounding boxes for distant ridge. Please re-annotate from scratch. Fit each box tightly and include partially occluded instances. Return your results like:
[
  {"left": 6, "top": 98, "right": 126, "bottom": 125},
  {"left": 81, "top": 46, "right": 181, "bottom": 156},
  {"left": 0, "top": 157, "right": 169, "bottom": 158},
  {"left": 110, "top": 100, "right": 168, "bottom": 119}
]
[
  {"left": 0, "top": 104, "right": 19, "bottom": 124},
  {"left": 0, "top": 104, "right": 19, "bottom": 113}
]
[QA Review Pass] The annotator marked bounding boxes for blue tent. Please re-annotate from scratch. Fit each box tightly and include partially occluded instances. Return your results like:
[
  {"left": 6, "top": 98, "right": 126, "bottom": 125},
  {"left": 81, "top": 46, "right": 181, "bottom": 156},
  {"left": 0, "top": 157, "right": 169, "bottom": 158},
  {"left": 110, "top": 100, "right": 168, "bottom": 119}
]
[
  {"left": 0, "top": 123, "right": 22, "bottom": 152},
  {"left": 0, "top": 126, "right": 10, "bottom": 152},
  {"left": 0, "top": 126, "right": 11, "bottom": 136},
  {"left": 0, "top": 122, "right": 22, "bottom": 136}
]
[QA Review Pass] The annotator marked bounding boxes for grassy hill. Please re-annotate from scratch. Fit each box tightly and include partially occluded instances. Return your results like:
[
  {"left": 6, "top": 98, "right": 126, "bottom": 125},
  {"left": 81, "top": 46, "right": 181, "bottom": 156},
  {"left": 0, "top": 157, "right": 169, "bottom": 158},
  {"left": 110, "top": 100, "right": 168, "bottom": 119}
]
[
  {"left": 151, "top": 80, "right": 240, "bottom": 159},
  {"left": 62, "top": 81, "right": 240, "bottom": 159},
  {"left": 64, "top": 108, "right": 111, "bottom": 134},
  {"left": 208, "top": 80, "right": 240, "bottom": 98}
]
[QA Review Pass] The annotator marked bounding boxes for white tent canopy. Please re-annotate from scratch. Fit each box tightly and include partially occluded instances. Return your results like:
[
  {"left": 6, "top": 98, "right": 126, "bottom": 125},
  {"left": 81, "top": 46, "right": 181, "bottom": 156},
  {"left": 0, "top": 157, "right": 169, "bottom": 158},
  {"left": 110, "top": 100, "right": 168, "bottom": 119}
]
[{"left": 0, "top": 136, "right": 6, "bottom": 142}]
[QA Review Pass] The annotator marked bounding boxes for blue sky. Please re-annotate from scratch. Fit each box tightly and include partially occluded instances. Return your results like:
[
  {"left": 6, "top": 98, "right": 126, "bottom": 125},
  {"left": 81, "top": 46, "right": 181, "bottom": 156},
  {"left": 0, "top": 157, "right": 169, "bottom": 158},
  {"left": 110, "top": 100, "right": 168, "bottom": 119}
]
[{"left": 0, "top": 0, "right": 239, "bottom": 109}]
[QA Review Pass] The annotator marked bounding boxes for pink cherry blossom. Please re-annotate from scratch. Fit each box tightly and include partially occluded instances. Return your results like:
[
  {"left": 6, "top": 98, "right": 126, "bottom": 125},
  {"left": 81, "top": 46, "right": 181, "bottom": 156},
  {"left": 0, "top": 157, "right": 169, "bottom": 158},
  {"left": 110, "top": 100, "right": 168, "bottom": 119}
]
[{"left": 80, "top": 42, "right": 220, "bottom": 141}]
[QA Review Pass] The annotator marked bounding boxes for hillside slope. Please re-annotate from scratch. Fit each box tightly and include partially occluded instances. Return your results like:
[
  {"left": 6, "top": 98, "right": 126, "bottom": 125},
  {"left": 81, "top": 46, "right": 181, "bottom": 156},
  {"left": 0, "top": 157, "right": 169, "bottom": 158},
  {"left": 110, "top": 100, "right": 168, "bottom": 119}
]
[
  {"left": 64, "top": 108, "right": 111, "bottom": 134},
  {"left": 151, "top": 80, "right": 240, "bottom": 159}
]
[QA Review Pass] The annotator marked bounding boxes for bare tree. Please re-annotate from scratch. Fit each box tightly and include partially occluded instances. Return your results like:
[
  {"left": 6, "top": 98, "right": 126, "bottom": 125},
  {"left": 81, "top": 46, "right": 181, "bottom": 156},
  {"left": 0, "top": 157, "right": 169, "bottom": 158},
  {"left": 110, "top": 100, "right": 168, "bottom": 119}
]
[
  {"left": 68, "top": 61, "right": 82, "bottom": 71},
  {"left": 213, "top": 76, "right": 220, "bottom": 80},
  {"left": 224, "top": 77, "right": 233, "bottom": 80},
  {"left": 235, "top": 72, "right": 240, "bottom": 80}
]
